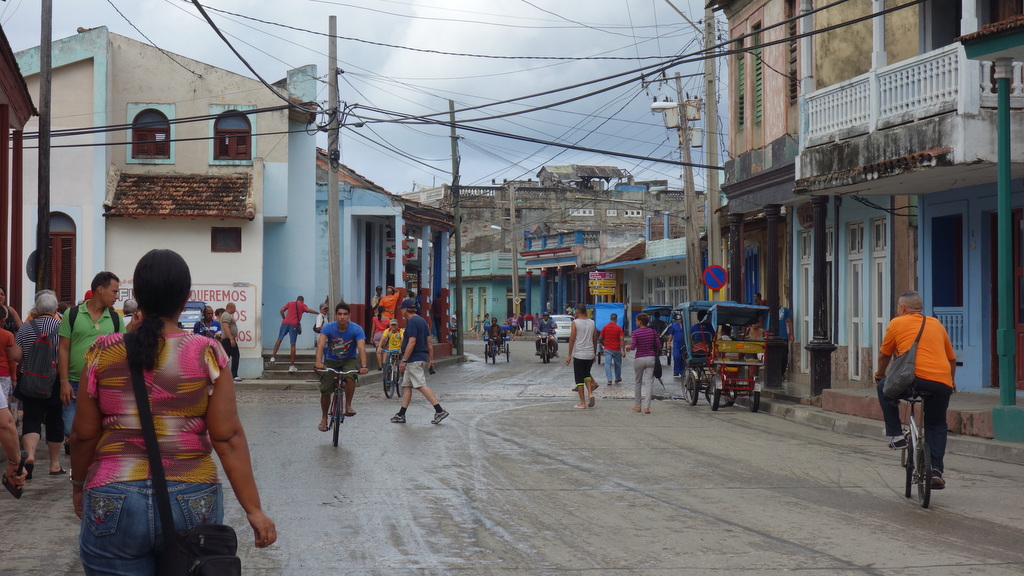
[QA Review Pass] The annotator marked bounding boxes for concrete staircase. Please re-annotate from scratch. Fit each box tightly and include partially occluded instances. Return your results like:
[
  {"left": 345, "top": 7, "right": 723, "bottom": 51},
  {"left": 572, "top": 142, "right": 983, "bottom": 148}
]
[{"left": 261, "top": 349, "right": 381, "bottom": 380}]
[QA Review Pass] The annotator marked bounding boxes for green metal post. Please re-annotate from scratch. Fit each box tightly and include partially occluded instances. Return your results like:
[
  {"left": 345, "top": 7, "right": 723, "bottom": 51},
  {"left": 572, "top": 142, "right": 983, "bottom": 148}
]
[{"left": 996, "top": 65, "right": 1015, "bottom": 408}]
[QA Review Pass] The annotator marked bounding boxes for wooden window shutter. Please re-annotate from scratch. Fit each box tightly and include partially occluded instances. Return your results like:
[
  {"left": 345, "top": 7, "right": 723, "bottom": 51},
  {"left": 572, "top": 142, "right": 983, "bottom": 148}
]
[
  {"left": 753, "top": 26, "right": 763, "bottom": 124},
  {"left": 736, "top": 40, "right": 745, "bottom": 130}
]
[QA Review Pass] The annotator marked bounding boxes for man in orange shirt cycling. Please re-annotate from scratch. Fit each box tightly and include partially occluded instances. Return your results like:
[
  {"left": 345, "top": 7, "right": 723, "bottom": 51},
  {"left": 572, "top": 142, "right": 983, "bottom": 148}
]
[{"left": 875, "top": 290, "right": 956, "bottom": 490}]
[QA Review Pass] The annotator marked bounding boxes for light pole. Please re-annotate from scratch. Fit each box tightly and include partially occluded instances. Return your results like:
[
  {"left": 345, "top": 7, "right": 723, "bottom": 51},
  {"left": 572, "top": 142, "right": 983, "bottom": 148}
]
[{"left": 490, "top": 223, "right": 519, "bottom": 315}]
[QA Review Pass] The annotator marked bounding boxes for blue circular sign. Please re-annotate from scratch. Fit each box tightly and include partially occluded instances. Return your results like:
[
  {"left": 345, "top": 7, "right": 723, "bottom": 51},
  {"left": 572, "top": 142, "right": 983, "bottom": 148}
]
[{"left": 703, "top": 265, "right": 728, "bottom": 290}]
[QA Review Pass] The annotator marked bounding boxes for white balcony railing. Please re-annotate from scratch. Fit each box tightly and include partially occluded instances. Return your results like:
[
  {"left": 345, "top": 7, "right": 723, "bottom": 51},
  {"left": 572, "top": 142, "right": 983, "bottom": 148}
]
[{"left": 803, "top": 43, "right": 1014, "bottom": 144}]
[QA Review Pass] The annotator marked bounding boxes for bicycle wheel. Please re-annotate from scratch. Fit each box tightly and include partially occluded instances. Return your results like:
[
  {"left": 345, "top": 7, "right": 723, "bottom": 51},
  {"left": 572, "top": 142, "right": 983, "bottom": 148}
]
[
  {"left": 916, "top": 440, "right": 932, "bottom": 508},
  {"left": 505, "top": 343, "right": 510, "bottom": 362},
  {"left": 391, "top": 367, "right": 403, "bottom": 399},
  {"left": 711, "top": 388, "right": 722, "bottom": 411},
  {"left": 332, "top": 387, "right": 343, "bottom": 447},
  {"left": 749, "top": 391, "right": 760, "bottom": 413},
  {"left": 903, "top": 438, "right": 913, "bottom": 499},
  {"left": 383, "top": 362, "right": 395, "bottom": 398},
  {"left": 683, "top": 371, "right": 698, "bottom": 406}
]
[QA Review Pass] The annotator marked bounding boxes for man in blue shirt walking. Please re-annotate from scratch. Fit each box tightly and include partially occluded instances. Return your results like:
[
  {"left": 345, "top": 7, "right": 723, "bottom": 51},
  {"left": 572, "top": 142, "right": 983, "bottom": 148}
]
[{"left": 391, "top": 299, "right": 449, "bottom": 424}]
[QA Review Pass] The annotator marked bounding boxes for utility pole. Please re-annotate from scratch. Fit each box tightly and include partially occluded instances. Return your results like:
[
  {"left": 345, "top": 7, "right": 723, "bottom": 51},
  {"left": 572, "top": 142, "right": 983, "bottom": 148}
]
[
  {"left": 35, "top": 0, "right": 52, "bottom": 293},
  {"left": 449, "top": 101, "right": 465, "bottom": 356},
  {"left": 326, "top": 16, "right": 341, "bottom": 307},
  {"left": 508, "top": 183, "right": 520, "bottom": 314},
  {"left": 704, "top": 5, "right": 722, "bottom": 268},
  {"left": 674, "top": 73, "right": 702, "bottom": 299}
]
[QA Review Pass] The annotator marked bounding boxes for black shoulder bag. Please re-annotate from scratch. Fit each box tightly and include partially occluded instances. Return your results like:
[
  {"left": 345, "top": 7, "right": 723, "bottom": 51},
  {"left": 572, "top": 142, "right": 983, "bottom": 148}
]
[
  {"left": 882, "top": 316, "right": 927, "bottom": 400},
  {"left": 129, "top": 356, "right": 241, "bottom": 576}
]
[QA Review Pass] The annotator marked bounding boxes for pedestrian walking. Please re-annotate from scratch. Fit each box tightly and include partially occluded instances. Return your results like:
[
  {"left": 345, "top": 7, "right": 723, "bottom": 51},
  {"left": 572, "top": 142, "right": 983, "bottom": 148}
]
[
  {"left": 220, "top": 303, "right": 242, "bottom": 381},
  {"left": 565, "top": 304, "right": 598, "bottom": 409},
  {"left": 600, "top": 313, "right": 624, "bottom": 386},
  {"left": 69, "top": 249, "right": 275, "bottom": 573},
  {"left": 13, "top": 290, "right": 64, "bottom": 478},
  {"left": 665, "top": 313, "right": 686, "bottom": 378},
  {"left": 390, "top": 299, "right": 448, "bottom": 424},
  {"left": 270, "top": 295, "right": 317, "bottom": 372},
  {"left": 626, "top": 312, "right": 661, "bottom": 414},
  {"left": 58, "top": 272, "right": 124, "bottom": 452}
]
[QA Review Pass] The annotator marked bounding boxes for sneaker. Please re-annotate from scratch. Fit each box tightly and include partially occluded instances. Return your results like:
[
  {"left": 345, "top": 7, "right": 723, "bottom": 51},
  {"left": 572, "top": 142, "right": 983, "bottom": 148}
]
[
  {"left": 269, "top": 356, "right": 276, "bottom": 364},
  {"left": 233, "top": 377, "right": 243, "bottom": 382},
  {"left": 288, "top": 365, "right": 298, "bottom": 373},
  {"left": 431, "top": 410, "right": 449, "bottom": 425},
  {"left": 390, "top": 413, "right": 406, "bottom": 423},
  {"left": 931, "top": 471, "right": 945, "bottom": 490},
  {"left": 887, "top": 436, "right": 908, "bottom": 450}
]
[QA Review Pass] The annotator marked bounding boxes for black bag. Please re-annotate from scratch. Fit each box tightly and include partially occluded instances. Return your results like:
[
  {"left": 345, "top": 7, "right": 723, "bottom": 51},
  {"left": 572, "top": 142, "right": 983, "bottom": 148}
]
[
  {"left": 653, "top": 354, "right": 663, "bottom": 380},
  {"left": 18, "top": 319, "right": 59, "bottom": 400},
  {"left": 128, "top": 349, "right": 241, "bottom": 576},
  {"left": 294, "top": 303, "right": 302, "bottom": 335},
  {"left": 882, "top": 317, "right": 927, "bottom": 400}
]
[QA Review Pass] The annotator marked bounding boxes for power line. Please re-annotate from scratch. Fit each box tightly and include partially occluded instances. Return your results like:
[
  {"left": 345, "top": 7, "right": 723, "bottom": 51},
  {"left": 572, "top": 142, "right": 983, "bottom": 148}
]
[{"left": 107, "top": 0, "right": 202, "bottom": 77}]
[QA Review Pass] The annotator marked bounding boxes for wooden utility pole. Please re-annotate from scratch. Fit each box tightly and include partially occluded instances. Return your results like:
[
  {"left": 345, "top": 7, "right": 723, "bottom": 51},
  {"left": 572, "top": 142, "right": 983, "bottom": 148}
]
[
  {"left": 449, "top": 101, "right": 465, "bottom": 356},
  {"left": 327, "top": 16, "right": 341, "bottom": 307},
  {"left": 674, "top": 73, "right": 702, "bottom": 298},
  {"left": 704, "top": 5, "right": 722, "bottom": 268},
  {"left": 35, "top": 0, "right": 52, "bottom": 293}
]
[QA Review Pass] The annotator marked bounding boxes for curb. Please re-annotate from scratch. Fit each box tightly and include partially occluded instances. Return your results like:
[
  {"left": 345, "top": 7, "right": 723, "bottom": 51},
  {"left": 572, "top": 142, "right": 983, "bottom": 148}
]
[{"left": 234, "top": 354, "right": 468, "bottom": 392}]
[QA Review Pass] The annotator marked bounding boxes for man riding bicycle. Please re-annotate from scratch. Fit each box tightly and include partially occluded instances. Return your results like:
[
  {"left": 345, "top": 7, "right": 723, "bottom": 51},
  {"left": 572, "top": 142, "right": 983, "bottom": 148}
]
[
  {"left": 535, "top": 310, "right": 558, "bottom": 357},
  {"left": 376, "top": 318, "right": 404, "bottom": 370},
  {"left": 314, "top": 302, "right": 369, "bottom": 432}
]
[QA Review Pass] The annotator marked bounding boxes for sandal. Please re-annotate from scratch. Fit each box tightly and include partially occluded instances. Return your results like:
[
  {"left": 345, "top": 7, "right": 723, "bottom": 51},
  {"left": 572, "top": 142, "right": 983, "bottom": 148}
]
[
  {"left": 573, "top": 404, "right": 587, "bottom": 409},
  {"left": 588, "top": 395, "right": 596, "bottom": 408},
  {"left": 317, "top": 421, "right": 329, "bottom": 432}
]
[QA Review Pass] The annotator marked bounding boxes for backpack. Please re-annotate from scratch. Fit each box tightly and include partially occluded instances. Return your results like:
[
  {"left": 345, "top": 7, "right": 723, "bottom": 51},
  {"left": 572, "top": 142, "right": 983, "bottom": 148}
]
[{"left": 19, "top": 319, "right": 59, "bottom": 400}]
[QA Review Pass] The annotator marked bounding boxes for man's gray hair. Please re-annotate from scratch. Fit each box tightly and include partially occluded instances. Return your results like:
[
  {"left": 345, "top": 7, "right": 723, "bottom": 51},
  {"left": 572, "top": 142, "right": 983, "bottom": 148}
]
[
  {"left": 123, "top": 299, "right": 138, "bottom": 315},
  {"left": 898, "top": 290, "right": 923, "bottom": 312},
  {"left": 35, "top": 290, "right": 58, "bottom": 315}
]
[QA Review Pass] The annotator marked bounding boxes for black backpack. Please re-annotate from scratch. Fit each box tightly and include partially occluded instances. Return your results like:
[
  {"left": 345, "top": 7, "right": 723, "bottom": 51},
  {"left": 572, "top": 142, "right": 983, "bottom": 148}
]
[
  {"left": 67, "top": 304, "right": 121, "bottom": 335},
  {"left": 19, "top": 319, "right": 59, "bottom": 400}
]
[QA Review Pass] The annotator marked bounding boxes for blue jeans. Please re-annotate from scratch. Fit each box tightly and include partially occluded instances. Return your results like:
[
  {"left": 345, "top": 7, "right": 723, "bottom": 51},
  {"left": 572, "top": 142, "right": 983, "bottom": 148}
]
[
  {"left": 80, "top": 481, "right": 223, "bottom": 575},
  {"left": 62, "top": 380, "right": 79, "bottom": 438},
  {"left": 876, "top": 377, "right": 952, "bottom": 474},
  {"left": 277, "top": 322, "right": 298, "bottom": 344},
  {"left": 604, "top": 350, "right": 622, "bottom": 382}
]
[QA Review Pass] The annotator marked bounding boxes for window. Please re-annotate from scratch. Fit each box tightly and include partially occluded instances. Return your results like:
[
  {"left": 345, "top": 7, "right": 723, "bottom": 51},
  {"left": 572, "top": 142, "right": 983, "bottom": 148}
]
[
  {"left": 132, "top": 109, "right": 170, "bottom": 159},
  {"left": 735, "top": 38, "right": 745, "bottom": 130},
  {"left": 932, "top": 215, "right": 963, "bottom": 307},
  {"left": 752, "top": 24, "right": 763, "bottom": 124},
  {"left": 606, "top": 209, "right": 617, "bottom": 217},
  {"left": 48, "top": 213, "right": 76, "bottom": 304},
  {"left": 568, "top": 208, "right": 593, "bottom": 217},
  {"left": 214, "top": 112, "right": 251, "bottom": 160},
  {"left": 211, "top": 227, "right": 242, "bottom": 253},
  {"left": 624, "top": 209, "right": 642, "bottom": 217}
]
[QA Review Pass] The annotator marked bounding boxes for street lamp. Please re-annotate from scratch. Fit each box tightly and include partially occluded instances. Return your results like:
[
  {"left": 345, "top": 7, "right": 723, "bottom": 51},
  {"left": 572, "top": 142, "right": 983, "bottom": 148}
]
[{"left": 490, "top": 224, "right": 520, "bottom": 314}]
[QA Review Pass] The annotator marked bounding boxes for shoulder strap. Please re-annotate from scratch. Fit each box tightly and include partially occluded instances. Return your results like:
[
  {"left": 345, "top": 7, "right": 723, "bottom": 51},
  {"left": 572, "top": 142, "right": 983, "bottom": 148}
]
[
  {"left": 128, "top": 342, "right": 178, "bottom": 547},
  {"left": 910, "top": 316, "right": 927, "bottom": 346},
  {"left": 67, "top": 305, "right": 79, "bottom": 337},
  {"left": 108, "top": 307, "right": 120, "bottom": 333}
]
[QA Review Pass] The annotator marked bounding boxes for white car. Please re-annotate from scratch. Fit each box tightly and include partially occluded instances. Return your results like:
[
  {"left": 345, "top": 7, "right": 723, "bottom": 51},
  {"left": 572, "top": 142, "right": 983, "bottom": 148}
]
[{"left": 550, "top": 314, "right": 574, "bottom": 342}]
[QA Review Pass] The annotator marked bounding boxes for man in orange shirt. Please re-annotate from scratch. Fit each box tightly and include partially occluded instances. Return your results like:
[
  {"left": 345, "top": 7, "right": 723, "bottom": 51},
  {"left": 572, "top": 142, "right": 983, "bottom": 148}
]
[{"left": 875, "top": 290, "right": 956, "bottom": 490}]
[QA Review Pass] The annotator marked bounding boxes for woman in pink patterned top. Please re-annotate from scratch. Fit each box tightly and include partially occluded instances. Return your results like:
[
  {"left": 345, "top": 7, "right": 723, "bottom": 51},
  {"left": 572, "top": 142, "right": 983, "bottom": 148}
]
[{"left": 69, "top": 249, "right": 276, "bottom": 575}]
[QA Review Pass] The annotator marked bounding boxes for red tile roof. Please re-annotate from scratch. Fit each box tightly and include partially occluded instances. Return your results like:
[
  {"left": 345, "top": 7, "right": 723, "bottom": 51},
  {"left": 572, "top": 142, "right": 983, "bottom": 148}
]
[
  {"left": 106, "top": 173, "right": 255, "bottom": 220},
  {"left": 959, "top": 16, "right": 1024, "bottom": 43}
]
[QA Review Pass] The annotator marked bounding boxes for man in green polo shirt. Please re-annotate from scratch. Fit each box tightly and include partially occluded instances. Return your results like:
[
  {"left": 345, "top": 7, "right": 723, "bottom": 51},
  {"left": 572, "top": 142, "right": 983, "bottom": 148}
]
[{"left": 58, "top": 271, "right": 124, "bottom": 447}]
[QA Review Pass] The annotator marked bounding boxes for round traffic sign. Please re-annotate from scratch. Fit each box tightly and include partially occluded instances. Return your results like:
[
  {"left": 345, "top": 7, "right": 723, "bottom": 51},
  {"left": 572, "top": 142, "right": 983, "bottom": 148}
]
[{"left": 703, "top": 265, "right": 728, "bottom": 290}]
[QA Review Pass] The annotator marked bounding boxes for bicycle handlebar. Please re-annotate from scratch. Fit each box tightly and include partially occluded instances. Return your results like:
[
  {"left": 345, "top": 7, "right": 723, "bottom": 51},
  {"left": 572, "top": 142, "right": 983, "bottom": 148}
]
[{"left": 318, "top": 367, "right": 361, "bottom": 375}]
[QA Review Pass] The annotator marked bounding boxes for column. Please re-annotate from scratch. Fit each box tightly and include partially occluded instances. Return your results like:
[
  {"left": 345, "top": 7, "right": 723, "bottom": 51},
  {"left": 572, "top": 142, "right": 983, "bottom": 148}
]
[
  {"left": 525, "top": 270, "right": 533, "bottom": 316},
  {"left": 806, "top": 195, "right": 836, "bottom": 396},
  {"left": 540, "top": 269, "right": 549, "bottom": 313},
  {"left": 764, "top": 204, "right": 785, "bottom": 389},
  {"left": 728, "top": 213, "right": 744, "bottom": 303}
]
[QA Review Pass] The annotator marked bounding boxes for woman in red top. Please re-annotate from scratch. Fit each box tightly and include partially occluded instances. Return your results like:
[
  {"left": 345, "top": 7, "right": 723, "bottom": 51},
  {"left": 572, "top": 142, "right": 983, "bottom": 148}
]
[{"left": 600, "top": 313, "right": 625, "bottom": 387}]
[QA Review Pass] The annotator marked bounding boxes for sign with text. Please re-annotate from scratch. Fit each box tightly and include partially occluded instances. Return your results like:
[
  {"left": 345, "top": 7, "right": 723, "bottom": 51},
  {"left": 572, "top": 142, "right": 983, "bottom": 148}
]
[
  {"left": 589, "top": 271, "right": 615, "bottom": 280},
  {"left": 590, "top": 288, "right": 615, "bottom": 296},
  {"left": 115, "top": 283, "right": 260, "bottom": 349},
  {"left": 588, "top": 279, "right": 615, "bottom": 287}
]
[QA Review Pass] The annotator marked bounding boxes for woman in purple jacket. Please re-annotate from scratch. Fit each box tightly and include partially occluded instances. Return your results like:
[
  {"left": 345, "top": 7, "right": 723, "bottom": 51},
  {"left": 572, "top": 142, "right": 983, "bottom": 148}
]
[{"left": 626, "top": 313, "right": 661, "bottom": 414}]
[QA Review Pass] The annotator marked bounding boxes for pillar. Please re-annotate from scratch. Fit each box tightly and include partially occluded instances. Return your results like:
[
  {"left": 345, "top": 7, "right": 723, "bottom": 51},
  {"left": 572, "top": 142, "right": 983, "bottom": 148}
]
[
  {"left": 540, "top": 269, "right": 549, "bottom": 313},
  {"left": 728, "top": 213, "right": 744, "bottom": 305},
  {"left": 806, "top": 195, "right": 836, "bottom": 396},
  {"left": 525, "top": 270, "right": 533, "bottom": 316},
  {"left": 764, "top": 204, "right": 785, "bottom": 389}
]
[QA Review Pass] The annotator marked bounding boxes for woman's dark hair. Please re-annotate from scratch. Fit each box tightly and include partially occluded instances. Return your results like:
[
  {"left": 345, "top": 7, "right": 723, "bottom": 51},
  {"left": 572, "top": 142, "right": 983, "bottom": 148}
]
[
  {"left": 126, "top": 250, "right": 191, "bottom": 372},
  {"left": 637, "top": 313, "right": 649, "bottom": 326}
]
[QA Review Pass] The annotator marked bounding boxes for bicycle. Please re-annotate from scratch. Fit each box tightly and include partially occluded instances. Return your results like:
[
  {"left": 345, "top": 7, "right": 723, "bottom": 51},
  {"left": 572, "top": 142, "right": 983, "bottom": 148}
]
[
  {"left": 900, "top": 393, "right": 934, "bottom": 508},
  {"left": 381, "top": 349, "right": 402, "bottom": 399},
  {"left": 318, "top": 367, "right": 360, "bottom": 447}
]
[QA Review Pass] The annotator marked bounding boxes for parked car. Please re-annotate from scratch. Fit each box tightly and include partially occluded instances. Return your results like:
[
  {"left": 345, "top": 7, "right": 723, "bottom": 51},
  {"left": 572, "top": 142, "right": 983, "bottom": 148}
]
[
  {"left": 179, "top": 300, "right": 206, "bottom": 329},
  {"left": 551, "top": 314, "right": 574, "bottom": 342}
]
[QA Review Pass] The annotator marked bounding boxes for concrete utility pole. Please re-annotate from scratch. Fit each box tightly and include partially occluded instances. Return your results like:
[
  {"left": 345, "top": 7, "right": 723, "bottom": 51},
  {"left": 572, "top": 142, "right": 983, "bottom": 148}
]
[
  {"left": 508, "top": 183, "right": 520, "bottom": 314},
  {"left": 704, "top": 5, "right": 722, "bottom": 269},
  {"left": 35, "top": 0, "right": 52, "bottom": 293},
  {"left": 449, "top": 101, "right": 465, "bottom": 356},
  {"left": 674, "top": 73, "right": 702, "bottom": 298},
  {"left": 327, "top": 16, "right": 341, "bottom": 307}
]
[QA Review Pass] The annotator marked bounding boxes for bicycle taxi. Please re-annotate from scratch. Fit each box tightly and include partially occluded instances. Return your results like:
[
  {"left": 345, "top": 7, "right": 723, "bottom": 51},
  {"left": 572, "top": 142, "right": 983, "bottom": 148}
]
[
  {"left": 677, "top": 300, "right": 768, "bottom": 412},
  {"left": 484, "top": 324, "right": 512, "bottom": 363}
]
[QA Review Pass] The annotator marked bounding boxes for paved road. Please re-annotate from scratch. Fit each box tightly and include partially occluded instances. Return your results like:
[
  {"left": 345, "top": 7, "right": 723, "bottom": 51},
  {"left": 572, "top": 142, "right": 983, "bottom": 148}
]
[{"left": 3, "top": 338, "right": 1023, "bottom": 574}]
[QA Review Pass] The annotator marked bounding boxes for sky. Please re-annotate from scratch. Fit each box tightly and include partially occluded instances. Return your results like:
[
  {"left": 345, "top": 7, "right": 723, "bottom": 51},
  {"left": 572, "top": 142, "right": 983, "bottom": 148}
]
[{"left": 1, "top": 0, "right": 725, "bottom": 195}]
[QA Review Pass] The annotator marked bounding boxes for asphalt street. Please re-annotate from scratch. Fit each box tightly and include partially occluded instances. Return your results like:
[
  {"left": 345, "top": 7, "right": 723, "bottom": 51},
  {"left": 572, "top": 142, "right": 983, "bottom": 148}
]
[{"left": 2, "top": 337, "right": 1023, "bottom": 575}]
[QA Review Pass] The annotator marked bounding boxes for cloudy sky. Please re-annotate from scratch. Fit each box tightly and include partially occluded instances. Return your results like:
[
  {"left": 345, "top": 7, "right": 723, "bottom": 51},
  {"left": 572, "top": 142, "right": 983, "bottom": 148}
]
[{"left": 2, "top": 0, "right": 724, "bottom": 194}]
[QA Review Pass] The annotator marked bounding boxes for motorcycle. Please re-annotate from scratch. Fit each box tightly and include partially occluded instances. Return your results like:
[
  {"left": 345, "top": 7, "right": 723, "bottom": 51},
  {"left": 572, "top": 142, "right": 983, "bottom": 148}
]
[{"left": 537, "top": 332, "right": 555, "bottom": 364}]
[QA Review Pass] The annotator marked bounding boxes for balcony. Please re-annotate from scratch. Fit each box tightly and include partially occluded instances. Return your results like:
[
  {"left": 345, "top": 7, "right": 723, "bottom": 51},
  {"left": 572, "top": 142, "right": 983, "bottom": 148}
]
[{"left": 797, "top": 43, "right": 1024, "bottom": 195}]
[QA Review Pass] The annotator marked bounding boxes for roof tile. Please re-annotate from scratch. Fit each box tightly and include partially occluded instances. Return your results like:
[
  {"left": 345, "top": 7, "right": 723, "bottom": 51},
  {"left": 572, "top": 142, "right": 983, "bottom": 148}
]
[{"left": 106, "top": 173, "right": 254, "bottom": 220}]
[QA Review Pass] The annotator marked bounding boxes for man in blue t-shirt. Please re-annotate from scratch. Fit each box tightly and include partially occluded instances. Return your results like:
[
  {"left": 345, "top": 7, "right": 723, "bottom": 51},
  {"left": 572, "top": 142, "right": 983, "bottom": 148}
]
[
  {"left": 665, "top": 314, "right": 686, "bottom": 377},
  {"left": 314, "top": 302, "right": 368, "bottom": 432},
  {"left": 390, "top": 299, "right": 448, "bottom": 425}
]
